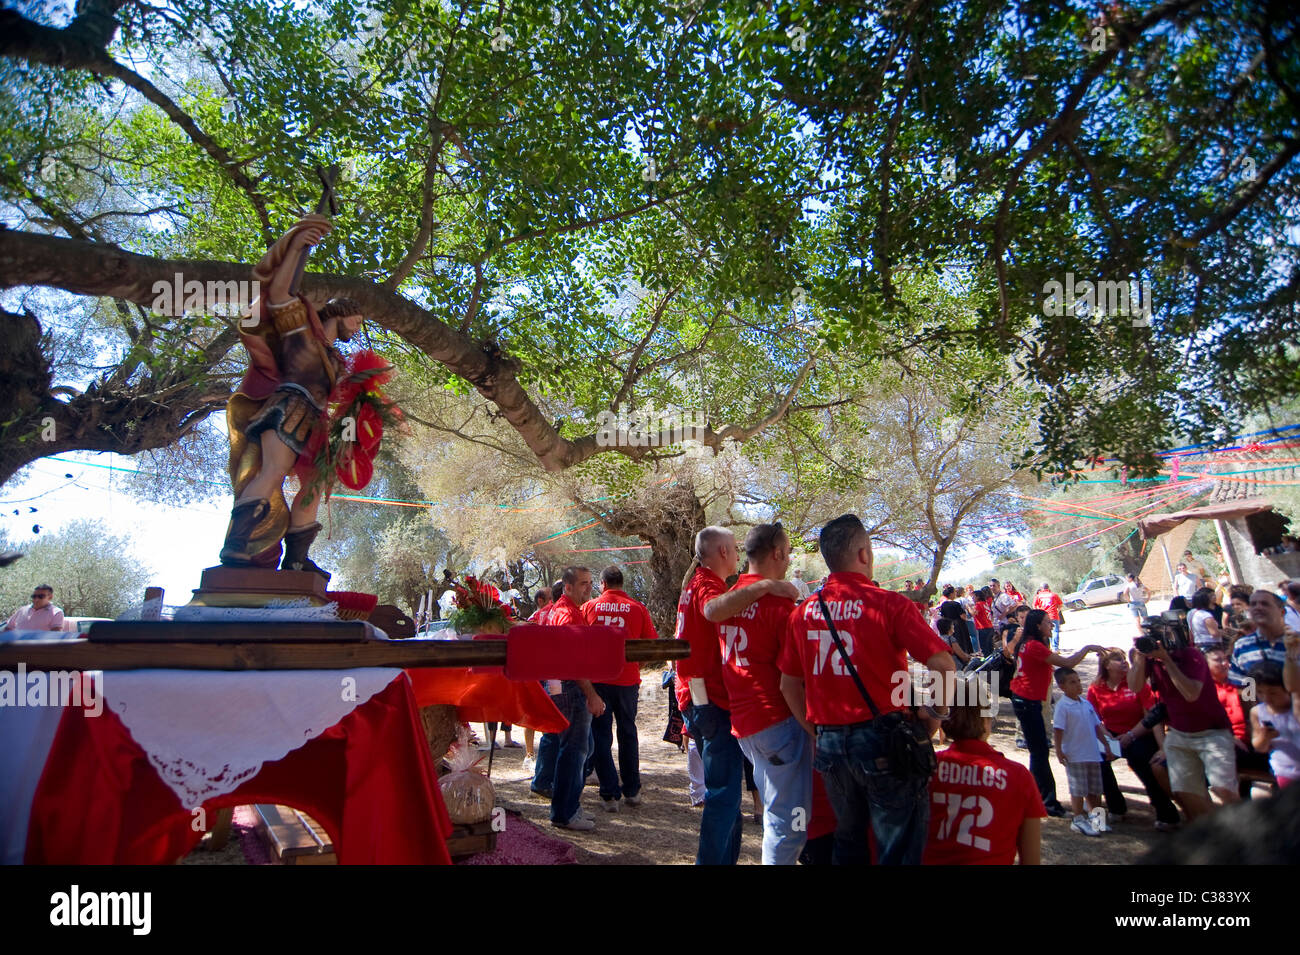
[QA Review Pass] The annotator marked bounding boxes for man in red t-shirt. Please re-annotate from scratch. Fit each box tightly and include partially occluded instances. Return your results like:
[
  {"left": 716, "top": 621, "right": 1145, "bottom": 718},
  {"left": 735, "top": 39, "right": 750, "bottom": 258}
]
[
  {"left": 1033, "top": 584, "right": 1064, "bottom": 652},
  {"left": 717, "top": 522, "right": 806, "bottom": 864},
  {"left": 676, "top": 525, "right": 800, "bottom": 865},
  {"left": 529, "top": 566, "right": 606, "bottom": 831},
  {"left": 579, "top": 565, "right": 658, "bottom": 810},
  {"left": 778, "top": 513, "right": 954, "bottom": 865}
]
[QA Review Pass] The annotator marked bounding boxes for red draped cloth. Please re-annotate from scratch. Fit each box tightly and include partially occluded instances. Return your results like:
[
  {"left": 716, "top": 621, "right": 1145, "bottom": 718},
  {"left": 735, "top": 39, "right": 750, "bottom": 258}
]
[
  {"left": 406, "top": 668, "right": 569, "bottom": 732},
  {"left": 26, "top": 675, "right": 452, "bottom": 865}
]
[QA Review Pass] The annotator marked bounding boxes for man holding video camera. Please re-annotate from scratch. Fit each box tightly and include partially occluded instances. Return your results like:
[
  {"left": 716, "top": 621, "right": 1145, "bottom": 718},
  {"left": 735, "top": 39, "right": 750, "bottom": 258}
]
[{"left": 1128, "top": 613, "right": 1238, "bottom": 820}]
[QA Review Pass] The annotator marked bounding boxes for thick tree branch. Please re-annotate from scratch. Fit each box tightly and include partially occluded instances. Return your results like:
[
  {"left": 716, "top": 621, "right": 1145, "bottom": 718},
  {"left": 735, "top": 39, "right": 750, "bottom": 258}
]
[
  {"left": 0, "top": 230, "right": 819, "bottom": 475},
  {"left": 0, "top": 4, "right": 274, "bottom": 243}
]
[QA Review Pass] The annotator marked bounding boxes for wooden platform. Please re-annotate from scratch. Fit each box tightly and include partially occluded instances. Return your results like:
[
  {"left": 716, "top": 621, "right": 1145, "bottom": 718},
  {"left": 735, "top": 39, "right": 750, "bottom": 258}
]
[
  {"left": 197, "top": 565, "right": 329, "bottom": 595},
  {"left": 253, "top": 804, "right": 336, "bottom": 865},
  {"left": 88, "top": 620, "right": 374, "bottom": 643},
  {"left": 445, "top": 820, "right": 497, "bottom": 858},
  {"left": 0, "top": 637, "right": 690, "bottom": 671}
]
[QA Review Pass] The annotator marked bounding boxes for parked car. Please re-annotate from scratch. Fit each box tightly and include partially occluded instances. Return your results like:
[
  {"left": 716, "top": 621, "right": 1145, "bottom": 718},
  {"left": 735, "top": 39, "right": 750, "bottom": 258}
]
[
  {"left": 63, "top": 617, "right": 112, "bottom": 635},
  {"left": 1063, "top": 575, "right": 1128, "bottom": 610}
]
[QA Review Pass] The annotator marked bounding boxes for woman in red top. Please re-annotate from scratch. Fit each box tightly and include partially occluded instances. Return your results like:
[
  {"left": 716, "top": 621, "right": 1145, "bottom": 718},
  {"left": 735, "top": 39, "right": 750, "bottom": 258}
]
[
  {"left": 972, "top": 588, "right": 995, "bottom": 656},
  {"left": 924, "top": 702, "right": 1045, "bottom": 865},
  {"left": 1005, "top": 609, "right": 1105, "bottom": 816},
  {"left": 1087, "top": 649, "right": 1181, "bottom": 829}
]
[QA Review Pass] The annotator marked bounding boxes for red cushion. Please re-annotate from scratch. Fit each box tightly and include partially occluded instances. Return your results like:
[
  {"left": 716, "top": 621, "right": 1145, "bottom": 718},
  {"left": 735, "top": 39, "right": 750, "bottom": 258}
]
[{"left": 497, "top": 624, "right": 625, "bottom": 682}]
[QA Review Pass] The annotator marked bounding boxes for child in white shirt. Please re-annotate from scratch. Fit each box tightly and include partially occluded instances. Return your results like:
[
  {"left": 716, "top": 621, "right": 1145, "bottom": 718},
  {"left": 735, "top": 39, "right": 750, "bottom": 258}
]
[
  {"left": 1248, "top": 664, "right": 1300, "bottom": 787},
  {"left": 1053, "top": 668, "right": 1116, "bottom": 836}
]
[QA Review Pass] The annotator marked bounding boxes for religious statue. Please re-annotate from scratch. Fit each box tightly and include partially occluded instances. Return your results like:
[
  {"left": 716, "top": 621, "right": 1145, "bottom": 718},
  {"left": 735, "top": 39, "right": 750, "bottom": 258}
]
[
  {"left": 218, "top": 215, "right": 357, "bottom": 579},
  {"left": 212, "top": 190, "right": 414, "bottom": 594}
]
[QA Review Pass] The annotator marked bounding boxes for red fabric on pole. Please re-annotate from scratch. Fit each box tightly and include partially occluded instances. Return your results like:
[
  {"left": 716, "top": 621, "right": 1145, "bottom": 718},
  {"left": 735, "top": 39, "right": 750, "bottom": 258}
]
[
  {"left": 405, "top": 667, "right": 568, "bottom": 733},
  {"left": 501, "top": 624, "right": 625, "bottom": 682},
  {"left": 25, "top": 675, "right": 452, "bottom": 865}
]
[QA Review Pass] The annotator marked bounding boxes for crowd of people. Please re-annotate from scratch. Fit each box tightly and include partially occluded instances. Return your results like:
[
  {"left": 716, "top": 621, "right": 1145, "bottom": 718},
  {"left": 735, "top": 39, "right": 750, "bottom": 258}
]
[
  {"left": 8, "top": 516, "right": 1297, "bottom": 866},
  {"left": 492, "top": 525, "right": 1300, "bottom": 865}
]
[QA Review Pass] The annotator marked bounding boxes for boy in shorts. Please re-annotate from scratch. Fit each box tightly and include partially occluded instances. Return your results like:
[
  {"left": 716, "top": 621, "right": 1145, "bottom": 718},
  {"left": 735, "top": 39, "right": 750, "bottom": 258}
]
[{"left": 1053, "top": 668, "right": 1114, "bottom": 836}]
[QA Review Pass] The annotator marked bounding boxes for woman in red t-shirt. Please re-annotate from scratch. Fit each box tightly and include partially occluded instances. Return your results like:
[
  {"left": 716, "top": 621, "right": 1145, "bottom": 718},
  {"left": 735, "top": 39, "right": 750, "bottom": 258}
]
[
  {"left": 1005, "top": 609, "right": 1105, "bottom": 816},
  {"left": 924, "top": 702, "right": 1045, "bottom": 865},
  {"left": 1087, "top": 649, "right": 1180, "bottom": 829},
  {"left": 972, "top": 588, "right": 995, "bottom": 656}
]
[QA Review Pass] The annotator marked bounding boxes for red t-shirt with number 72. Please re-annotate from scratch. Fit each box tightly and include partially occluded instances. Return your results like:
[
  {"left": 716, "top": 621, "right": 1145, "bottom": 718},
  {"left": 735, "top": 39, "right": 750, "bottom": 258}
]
[
  {"left": 718, "top": 573, "right": 797, "bottom": 739},
  {"left": 581, "top": 589, "right": 658, "bottom": 686},
  {"left": 923, "top": 738, "right": 1046, "bottom": 865}
]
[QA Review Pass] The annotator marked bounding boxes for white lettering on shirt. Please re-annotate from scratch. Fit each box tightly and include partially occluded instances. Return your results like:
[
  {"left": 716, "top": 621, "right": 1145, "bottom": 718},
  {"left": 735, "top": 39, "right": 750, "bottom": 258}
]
[
  {"left": 802, "top": 599, "right": 864, "bottom": 623},
  {"left": 807, "top": 629, "right": 855, "bottom": 676},
  {"left": 935, "top": 760, "right": 1008, "bottom": 791}
]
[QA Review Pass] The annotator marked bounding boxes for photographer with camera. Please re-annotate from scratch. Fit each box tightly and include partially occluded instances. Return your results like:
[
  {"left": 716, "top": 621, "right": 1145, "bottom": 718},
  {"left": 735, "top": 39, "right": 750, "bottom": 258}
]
[{"left": 1128, "top": 614, "right": 1238, "bottom": 820}]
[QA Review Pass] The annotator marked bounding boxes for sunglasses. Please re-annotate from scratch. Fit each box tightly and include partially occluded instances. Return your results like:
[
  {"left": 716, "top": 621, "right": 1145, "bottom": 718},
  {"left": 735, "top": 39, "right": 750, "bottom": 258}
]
[{"left": 32, "top": 592, "right": 50, "bottom": 599}]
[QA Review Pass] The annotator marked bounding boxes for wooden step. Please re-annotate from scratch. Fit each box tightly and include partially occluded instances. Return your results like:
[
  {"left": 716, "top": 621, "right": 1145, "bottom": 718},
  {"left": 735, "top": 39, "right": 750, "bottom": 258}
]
[
  {"left": 446, "top": 819, "right": 498, "bottom": 858},
  {"left": 253, "top": 804, "right": 336, "bottom": 865}
]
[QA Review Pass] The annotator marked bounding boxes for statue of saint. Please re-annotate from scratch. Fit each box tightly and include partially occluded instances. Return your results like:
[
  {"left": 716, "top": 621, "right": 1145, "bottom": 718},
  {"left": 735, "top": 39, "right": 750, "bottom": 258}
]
[{"left": 219, "top": 216, "right": 360, "bottom": 580}]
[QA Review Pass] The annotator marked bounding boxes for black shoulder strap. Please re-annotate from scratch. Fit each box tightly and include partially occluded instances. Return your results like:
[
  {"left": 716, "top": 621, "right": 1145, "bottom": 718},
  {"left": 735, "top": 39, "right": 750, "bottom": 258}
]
[{"left": 817, "top": 589, "right": 881, "bottom": 719}]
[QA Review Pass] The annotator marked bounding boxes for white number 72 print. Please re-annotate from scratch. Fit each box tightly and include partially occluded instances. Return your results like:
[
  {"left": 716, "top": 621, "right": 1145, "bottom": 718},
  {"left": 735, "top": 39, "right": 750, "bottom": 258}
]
[{"left": 932, "top": 792, "right": 993, "bottom": 851}]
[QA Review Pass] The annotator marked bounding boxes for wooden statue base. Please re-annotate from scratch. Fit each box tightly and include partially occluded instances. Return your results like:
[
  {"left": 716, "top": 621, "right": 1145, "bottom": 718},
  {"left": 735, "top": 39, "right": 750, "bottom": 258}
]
[{"left": 189, "top": 565, "right": 330, "bottom": 609}]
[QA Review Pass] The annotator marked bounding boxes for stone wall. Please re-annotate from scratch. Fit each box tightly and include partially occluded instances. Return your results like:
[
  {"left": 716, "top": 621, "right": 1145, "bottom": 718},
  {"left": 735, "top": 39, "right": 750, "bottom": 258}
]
[{"left": 1221, "top": 518, "right": 1300, "bottom": 587}]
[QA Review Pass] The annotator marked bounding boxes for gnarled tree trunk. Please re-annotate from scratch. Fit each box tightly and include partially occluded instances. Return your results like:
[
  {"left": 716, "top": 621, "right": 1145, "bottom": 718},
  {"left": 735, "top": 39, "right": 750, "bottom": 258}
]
[{"left": 585, "top": 482, "right": 706, "bottom": 641}]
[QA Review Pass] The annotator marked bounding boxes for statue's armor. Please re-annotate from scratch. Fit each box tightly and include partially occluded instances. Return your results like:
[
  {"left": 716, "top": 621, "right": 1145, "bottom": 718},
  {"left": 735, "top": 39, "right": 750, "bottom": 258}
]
[
  {"left": 223, "top": 295, "right": 342, "bottom": 568},
  {"left": 243, "top": 299, "right": 342, "bottom": 457}
]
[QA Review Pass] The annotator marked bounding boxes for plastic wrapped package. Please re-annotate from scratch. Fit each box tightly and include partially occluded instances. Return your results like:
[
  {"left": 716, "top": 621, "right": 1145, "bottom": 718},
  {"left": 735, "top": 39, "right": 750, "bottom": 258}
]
[{"left": 439, "top": 729, "right": 496, "bottom": 824}]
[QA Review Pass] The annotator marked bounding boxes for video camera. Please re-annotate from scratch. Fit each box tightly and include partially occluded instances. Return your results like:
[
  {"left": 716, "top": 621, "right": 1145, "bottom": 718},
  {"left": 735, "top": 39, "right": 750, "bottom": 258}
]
[{"left": 1134, "top": 610, "right": 1190, "bottom": 654}]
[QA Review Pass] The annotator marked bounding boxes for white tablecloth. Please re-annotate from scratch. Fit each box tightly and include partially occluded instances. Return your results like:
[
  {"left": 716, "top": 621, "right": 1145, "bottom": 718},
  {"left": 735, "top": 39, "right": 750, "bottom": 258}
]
[{"left": 104, "top": 668, "right": 402, "bottom": 808}]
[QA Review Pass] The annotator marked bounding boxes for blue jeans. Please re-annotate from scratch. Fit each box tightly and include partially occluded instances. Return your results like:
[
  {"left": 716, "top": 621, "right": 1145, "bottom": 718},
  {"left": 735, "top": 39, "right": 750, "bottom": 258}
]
[
  {"left": 1050, "top": 619, "right": 1060, "bottom": 652},
  {"left": 543, "top": 681, "right": 592, "bottom": 824},
  {"left": 814, "top": 720, "right": 932, "bottom": 865},
  {"left": 587, "top": 684, "right": 641, "bottom": 801},
  {"left": 976, "top": 628, "right": 995, "bottom": 656},
  {"left": 532, "top": 730, "right": 558, "bottom": 795},
  {"left": 681, "top": 702, "right": 743, "bottom": 865},
  {"left": 738, "top": 716, "right": 812, "bottom": 865},
  {"left": 1012, "top": 694, "right": 1060, "bottom": 810}
]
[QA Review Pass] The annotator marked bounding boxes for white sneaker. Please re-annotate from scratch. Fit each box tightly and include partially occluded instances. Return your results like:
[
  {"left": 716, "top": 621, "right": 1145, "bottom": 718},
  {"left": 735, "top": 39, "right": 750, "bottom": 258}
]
[
  {"left": 521, "top": 755, "right": 535, "bottom": 773},
  {"left": 602, "top": 799, "right": 620, "bottom": 813},
  {"left": 624, "top": 794, "right": 642, "bottom": 807},
  {"left": 1071, "top": 814, "right": 1100, "bottom": 837},
  {"left": 1089, "top": 807, "right": 1111, "bottom": 833},
  {"left": 553, "top": 814, "right": 595, "bottom": 832}
]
